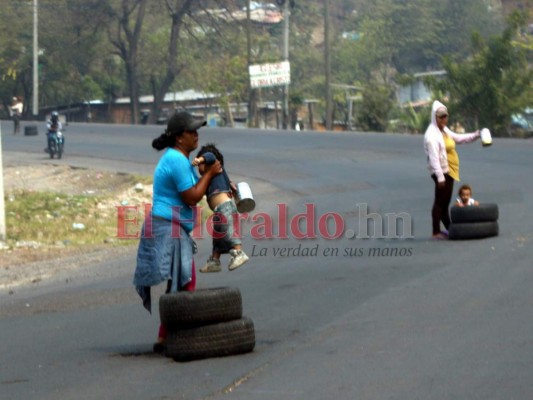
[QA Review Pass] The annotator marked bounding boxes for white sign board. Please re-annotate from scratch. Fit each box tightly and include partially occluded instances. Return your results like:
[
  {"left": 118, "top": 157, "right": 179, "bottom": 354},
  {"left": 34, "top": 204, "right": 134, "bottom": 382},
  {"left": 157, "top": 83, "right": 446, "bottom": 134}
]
[{"left": 249, "top": 61, "right": 290, "bottom": 89}]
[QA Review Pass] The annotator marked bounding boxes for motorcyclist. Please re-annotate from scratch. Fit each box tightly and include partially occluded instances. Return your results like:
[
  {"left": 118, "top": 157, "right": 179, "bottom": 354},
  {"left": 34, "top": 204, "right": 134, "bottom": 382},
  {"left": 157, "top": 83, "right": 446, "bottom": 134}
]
[
  {"left": 47, "top": 111, "right": 62, "bottom": 134},
  {"left": 11, "top": 97, "right": 23, "bottom": 134},
  {"left": 45, "top": 111, "right": 64, "bottom": 155}
]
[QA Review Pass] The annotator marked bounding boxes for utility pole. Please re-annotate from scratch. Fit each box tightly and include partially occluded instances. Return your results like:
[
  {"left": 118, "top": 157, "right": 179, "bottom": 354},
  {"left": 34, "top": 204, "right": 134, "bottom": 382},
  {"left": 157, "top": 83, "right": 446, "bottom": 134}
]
[
  {"left": 246, "top": 0, "right": 256, "bottom": 128},
  {"left": 282, "top": 0, "right": 290, "bottom": 129},
  {"left": 32, "top": 0, "right": 39, "bottom": 119},
  {"left": 324, "top": 0, "right": 333, "bottom": 130},
  {"left": 0, "top": 123, "right": 6, "bottom": 241}
]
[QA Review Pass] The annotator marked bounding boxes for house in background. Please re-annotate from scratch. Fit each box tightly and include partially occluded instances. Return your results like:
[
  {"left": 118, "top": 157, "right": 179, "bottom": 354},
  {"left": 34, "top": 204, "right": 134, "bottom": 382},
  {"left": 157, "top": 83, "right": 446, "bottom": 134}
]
[
  {"left": 396, "top": 70, "right": 447, "bottom": 108},
  {"left": 41, "top": 89, "right": 221, "bottom": 125}
]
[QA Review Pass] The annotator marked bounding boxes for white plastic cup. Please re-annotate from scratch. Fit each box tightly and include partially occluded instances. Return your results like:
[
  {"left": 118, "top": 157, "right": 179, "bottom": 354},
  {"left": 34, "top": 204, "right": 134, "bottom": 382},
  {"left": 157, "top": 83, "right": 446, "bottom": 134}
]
[
  {"left": 236, "top": 182, "right": 256, "bottom": 213},
  {"left": 480, "top": 128, "right": 492, "bottom": 147}
]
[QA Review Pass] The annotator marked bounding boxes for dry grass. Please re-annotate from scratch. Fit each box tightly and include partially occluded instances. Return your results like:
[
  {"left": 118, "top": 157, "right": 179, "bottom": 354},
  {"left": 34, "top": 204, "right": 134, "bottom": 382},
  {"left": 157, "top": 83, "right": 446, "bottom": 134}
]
[
  {"left": 1, "top": 165, "right": 153, "bottom": 268},
  {"left": 1, "top": 164, "right": 210, "bottom": 270}
]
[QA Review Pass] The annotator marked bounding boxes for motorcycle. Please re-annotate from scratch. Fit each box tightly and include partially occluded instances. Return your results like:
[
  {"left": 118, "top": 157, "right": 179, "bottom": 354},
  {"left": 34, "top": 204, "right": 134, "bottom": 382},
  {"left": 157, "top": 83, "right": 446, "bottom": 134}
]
[{"left": 47, "top": 130, "right": 64, "bottom": 159}]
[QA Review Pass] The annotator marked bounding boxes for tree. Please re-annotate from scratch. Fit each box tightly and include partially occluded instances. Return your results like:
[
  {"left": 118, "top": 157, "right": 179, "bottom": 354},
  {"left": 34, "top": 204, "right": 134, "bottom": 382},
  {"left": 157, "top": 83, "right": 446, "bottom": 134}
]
[
  {"left": 356, "top": 80, "right": 395, "bottom": 132},
  {"left": 27, "top": 0, "right": 115, "bottom": 113},
  {"left": 0, "top": 2, "right": 33, "bottom": 117},
  {"left": 137, "top": 1, "right": 246, "bottom": 125},
  {"left": 108, "top": 0, "right": 148, "bottom": 124},
  {"left": 0, "top": 0, "right": 526, "bottom": 132},
  {"left": 351, "top": 0, "right": 503, "bottom": 74},
  {"left": 433, "top": 0, "right": 505, "bottom": 63},
  {"left": 433, "top": 12, "right": 533, "bottom": 136},
  {"left": 142, "top": 0, "right": 197, "bottom": 124}
]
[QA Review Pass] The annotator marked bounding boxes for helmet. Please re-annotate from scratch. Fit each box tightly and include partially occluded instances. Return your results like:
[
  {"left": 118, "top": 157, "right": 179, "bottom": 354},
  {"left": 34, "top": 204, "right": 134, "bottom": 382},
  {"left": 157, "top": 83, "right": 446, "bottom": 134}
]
[{"left": 52, "top": 111, "right": 59, "bottom": 117}]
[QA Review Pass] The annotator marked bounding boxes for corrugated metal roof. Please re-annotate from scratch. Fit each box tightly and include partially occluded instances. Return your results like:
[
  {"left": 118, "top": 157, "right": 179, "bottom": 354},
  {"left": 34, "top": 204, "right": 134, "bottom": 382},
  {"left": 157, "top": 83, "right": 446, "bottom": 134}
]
[{"left": 111, "top": 89, "right": 217, "bottom": 104}]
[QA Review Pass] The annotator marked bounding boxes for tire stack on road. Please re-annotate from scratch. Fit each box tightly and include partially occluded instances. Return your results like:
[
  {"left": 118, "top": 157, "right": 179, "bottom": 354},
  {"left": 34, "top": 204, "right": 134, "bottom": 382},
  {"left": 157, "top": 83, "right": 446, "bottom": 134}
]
[
  {"left": 449, "top": 204, "right": 499, "bottom": 240},
  {"left": 159, "top": 287, "right": 255, "bottom": 362},
  {"left": 24, "top": 125, "right": 38, "bottom": 136}
]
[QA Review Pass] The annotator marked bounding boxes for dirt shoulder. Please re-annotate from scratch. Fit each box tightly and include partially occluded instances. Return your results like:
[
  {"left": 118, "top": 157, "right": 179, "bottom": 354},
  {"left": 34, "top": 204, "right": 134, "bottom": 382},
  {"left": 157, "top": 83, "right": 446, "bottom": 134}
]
[{"left": 1, "top": 162, "right": 152, "bottom": 290}]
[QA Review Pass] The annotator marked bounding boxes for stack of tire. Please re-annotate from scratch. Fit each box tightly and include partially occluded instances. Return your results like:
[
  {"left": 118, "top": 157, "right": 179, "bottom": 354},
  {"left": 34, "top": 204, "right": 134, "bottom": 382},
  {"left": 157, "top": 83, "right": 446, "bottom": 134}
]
[
  {"left": 159, "top": 287, "right": 255, "bottom": 362},
  {"left": 449, "top": 203, "right": 499, "bottom": 240}
]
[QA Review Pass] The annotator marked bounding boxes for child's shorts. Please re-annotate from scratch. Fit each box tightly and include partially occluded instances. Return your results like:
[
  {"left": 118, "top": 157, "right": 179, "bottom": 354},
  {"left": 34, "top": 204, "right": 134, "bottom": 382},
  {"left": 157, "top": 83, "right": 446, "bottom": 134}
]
[{"left": 212, "top": 200, "right": 242, "bottom": 254}]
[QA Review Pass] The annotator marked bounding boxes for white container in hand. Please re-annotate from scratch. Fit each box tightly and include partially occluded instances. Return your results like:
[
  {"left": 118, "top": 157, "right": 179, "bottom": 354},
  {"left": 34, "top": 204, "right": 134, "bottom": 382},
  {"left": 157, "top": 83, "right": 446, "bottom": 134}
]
[
  {"left": 481, "top": 128, "right": 492, "bottom": 147},
  {"left": 236, "top": 182, "right": 256, "bottom": 213}
]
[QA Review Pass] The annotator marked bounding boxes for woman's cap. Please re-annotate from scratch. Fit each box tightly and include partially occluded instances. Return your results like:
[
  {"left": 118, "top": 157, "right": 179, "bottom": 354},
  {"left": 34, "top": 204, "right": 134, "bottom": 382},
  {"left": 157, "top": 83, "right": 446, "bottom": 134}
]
[
  {"left": 167, "top": 111, "right": 207, "bottom": 133},
  {"left": 436, "top": 107, "right": 448, "bottom": 117}
]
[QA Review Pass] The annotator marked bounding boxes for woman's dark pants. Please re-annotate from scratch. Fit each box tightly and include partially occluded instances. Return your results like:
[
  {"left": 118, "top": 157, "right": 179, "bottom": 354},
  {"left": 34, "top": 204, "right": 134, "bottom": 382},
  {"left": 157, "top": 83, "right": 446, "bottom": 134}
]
[{"left": 431, "top": 174, "right": 454, "bottom": 235}]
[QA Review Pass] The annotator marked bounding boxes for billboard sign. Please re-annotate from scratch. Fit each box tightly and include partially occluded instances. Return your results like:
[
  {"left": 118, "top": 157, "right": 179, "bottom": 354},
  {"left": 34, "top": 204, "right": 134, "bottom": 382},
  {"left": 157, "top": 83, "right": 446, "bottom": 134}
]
[{"left": 249, "top": 61, "right": 290, "bottom": 89}]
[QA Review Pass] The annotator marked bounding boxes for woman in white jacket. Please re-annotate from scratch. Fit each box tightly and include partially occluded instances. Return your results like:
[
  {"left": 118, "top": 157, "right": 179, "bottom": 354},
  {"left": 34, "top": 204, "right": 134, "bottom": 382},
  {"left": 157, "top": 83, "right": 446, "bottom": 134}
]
[{"left": 424, "top": 100, "right": 480, "bottom": 239}]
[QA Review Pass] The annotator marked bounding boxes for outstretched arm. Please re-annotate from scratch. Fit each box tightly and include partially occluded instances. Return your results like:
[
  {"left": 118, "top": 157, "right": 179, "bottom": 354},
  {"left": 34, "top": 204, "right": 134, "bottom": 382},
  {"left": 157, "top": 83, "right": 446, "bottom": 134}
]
[{"left": 445, "top": 127, "right": 480, "bottom": 144}]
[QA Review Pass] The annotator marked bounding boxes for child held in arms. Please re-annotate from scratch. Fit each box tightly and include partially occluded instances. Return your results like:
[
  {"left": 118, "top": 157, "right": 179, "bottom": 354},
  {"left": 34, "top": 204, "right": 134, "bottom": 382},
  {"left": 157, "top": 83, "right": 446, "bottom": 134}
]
[{"left": 192, "top": 143, "right": 249, "bottom": 272}]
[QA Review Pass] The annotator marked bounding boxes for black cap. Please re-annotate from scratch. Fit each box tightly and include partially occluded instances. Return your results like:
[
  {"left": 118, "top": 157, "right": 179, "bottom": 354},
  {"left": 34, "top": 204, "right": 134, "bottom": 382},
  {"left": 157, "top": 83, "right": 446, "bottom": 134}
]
[{"left": 167, "top": 111, "right": 206, "bottom": 134}]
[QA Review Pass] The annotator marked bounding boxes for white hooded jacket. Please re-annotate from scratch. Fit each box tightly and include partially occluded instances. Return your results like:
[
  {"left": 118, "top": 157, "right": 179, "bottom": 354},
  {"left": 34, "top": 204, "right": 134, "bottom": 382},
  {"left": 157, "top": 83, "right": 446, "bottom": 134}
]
[{"left": 423, "top": 100, "right": 479, "bottom": 183}]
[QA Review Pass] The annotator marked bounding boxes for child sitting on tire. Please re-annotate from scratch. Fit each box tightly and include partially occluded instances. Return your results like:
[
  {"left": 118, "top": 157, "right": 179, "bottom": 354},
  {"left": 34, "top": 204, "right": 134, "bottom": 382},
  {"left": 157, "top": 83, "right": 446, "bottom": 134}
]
[{"left": 455, "top": 184, "right": 480, "bottom": 207}]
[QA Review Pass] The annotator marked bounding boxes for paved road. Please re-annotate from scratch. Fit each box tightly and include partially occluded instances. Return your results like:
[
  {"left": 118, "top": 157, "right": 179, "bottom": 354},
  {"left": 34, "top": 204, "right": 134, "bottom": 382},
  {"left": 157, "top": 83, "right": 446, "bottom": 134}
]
[{"left": 1, "top": 120, "right": 532, "bottom": 399}]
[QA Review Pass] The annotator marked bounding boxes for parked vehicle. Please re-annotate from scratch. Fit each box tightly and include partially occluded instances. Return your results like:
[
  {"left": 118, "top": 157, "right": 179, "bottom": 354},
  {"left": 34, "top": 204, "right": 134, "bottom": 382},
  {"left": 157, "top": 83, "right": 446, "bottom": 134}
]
[{"left": 509, "top": 108, "right": 533, "bottom": 137}]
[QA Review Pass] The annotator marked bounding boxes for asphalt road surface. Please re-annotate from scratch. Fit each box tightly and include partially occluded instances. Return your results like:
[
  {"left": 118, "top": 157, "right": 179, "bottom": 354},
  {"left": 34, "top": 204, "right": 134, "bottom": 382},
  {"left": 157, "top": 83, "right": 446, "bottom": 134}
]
[{"left": 1, "top": 120, "right": 532, "bottom": 400}]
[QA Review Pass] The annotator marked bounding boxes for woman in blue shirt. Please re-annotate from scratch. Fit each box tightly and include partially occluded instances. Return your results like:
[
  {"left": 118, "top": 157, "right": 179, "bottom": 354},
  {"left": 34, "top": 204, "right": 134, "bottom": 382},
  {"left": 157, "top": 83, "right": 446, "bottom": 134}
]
[{"left": 133, "top": 111, "right": 221, "bottom": 352}]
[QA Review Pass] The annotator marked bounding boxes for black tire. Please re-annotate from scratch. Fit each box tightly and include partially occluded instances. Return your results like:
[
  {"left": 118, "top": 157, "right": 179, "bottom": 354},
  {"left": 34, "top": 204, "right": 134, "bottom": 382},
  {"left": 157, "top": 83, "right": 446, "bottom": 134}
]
[
  {"left": 57, "top": 143, "right": 63, "bottom": 159},
  {"left": 165, "top": 317, "right": 255, "bottom": 362},
  {"left": 450, "top": 204, "right": 499, "bottom": 223},
  {"left": 48, "top": 139, "right": 57, "bottom": 159},
  {"left": 24, "top": 126, "right": 38, "bottom": 136},
  {"left": 159, "top": 287, "right": 242, "bottom": 329},
  {"left": 449, "top": 221, "right": 499, "bottom": 240}
]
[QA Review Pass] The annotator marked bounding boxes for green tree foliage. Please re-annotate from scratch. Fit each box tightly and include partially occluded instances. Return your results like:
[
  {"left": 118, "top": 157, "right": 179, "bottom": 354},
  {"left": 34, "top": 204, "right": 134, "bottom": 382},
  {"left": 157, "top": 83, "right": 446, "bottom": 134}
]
[
  {"left": 432, "top": 12, "right": 532, "bottom": 136},
  {"left": 432, "top": 0, "right": 505, "bottom": 62},
  {"left": 37, "top": 0, "right": 114, "bottom": 108},
  {"left": 357, "top": 80, "right": 395, "bottom": 132},
  {"left": 0, "top": 2, "right": 33, "bottom": 116},
  {"left": 338, "top": 0, "right": 505, "bottom": 77},
  {"left": 398, "top": 103, "right": 431, "bottom": 134},
  {"left": 330, "top": 0, "right": 507, "bottom": 131},
  {"left": 107, "top": 0, "right": 149, "bottom": 124},
  {"left": 0, "top": 0, "right": 530, "bottom": 131},
  {"left": 280, "top": 0, "right": 324, "bottom": 123}
]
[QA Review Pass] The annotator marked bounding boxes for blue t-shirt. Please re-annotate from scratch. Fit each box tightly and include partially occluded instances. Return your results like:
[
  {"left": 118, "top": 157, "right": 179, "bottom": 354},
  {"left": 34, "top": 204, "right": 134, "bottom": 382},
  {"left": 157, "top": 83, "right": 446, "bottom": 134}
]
[{"left": 151, "top": 148, "right": 198, "bottom": 232}]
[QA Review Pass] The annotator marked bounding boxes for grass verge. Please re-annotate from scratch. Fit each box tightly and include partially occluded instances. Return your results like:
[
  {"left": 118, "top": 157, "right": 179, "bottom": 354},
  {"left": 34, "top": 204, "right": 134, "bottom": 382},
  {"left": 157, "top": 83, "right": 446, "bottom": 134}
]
[{"left": 5, "top": 189, "right": 141, "bottom": 247}]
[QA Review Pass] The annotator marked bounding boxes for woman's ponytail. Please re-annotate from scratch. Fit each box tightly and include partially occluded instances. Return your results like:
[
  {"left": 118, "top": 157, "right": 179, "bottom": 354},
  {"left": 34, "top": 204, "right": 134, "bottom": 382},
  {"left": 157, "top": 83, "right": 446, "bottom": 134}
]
[{"left": 152, "top": 130, "right": 174, "bottom": 151}]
